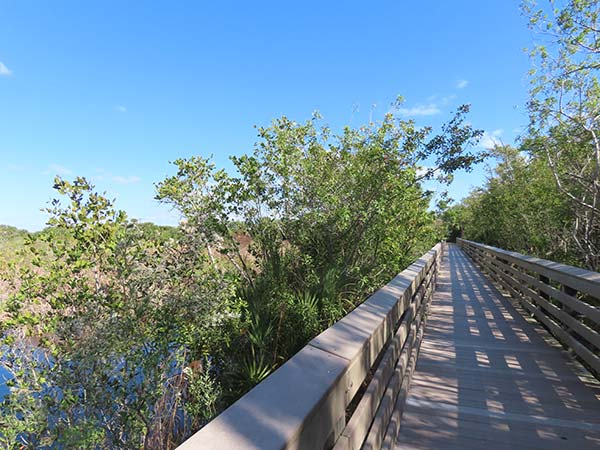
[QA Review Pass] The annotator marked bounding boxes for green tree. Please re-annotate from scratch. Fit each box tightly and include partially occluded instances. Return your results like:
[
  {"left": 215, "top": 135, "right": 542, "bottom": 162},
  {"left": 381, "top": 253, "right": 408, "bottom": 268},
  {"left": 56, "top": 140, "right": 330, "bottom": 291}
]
[
  {"left": 454, "top": 2, "right": 599, "bottom": 270},
  {"left": 523, "top": 0, "right": 600, "bottom": 269},
  {"left": 456, "top": 146, "right": 572, "bottom": 262},
  {"left": 156, "top": 108, "right": 482, "bottom": 396},
  {"left": 1, "top": 177, "right": 230, "bottom": 448},
  {"left": 2, "top": 106, "right": 483, "bottom": 449}
]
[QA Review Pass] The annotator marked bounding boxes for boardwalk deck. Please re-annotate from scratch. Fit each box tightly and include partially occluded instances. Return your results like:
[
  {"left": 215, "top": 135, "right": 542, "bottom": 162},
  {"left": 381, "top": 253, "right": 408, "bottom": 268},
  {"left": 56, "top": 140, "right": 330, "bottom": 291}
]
[{"left": 395, "top": 244, "right": 600, "bottom": 450}]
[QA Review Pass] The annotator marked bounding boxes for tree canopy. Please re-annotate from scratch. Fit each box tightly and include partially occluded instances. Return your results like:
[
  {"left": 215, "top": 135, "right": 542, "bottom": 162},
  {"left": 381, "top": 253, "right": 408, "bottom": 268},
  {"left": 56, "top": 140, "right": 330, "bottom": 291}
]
[
  {"left": 445, "top": 0, "right": 600, "bottom": 271},
  {"left": 0, "top": 107, "right": 482, "bottom": 448}
]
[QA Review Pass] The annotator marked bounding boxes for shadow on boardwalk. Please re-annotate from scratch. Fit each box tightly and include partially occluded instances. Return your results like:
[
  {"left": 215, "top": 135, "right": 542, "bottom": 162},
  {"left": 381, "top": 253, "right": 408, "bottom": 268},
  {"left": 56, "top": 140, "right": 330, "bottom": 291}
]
[{"left": 395, "top": 244, "right": 600, "bottom": 450}]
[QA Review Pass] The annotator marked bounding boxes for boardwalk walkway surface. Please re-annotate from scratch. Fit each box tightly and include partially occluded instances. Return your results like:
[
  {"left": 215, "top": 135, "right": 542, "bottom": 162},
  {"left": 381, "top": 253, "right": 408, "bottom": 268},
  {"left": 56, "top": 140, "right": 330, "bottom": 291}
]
[{"left": 395, "top": 244, "right": 600, "bottom": 450}]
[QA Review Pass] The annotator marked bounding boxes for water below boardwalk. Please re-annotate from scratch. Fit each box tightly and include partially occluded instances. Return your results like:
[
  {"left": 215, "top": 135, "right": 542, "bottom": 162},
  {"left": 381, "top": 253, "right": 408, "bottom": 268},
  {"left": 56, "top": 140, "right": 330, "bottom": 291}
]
[{"left": 0, "top": 365, "right": 9, "bottom": 398}]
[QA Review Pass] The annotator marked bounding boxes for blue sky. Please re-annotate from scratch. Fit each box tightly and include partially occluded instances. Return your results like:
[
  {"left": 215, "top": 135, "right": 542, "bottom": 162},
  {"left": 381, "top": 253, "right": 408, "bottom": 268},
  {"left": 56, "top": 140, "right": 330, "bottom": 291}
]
[{"left": 0, "top": 1, "right": 532, "bottom": 231}]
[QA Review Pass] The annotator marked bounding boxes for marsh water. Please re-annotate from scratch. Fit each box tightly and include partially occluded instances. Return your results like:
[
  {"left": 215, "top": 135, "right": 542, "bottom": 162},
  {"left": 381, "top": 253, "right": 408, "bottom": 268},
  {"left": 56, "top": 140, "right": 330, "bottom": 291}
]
[{"left": 0, "top": 365, "right": 9, "bottom": 398}]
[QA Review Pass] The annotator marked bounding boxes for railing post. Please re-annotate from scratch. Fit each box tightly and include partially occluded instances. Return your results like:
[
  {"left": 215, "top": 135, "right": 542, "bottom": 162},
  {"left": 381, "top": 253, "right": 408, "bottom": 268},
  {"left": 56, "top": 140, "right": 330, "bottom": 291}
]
[
  {"left": 538, "top": 275, "right": 550, "bottom": 300},
  {"left": 536, "top": 274, "right": 551, "bottom": 316},
  {"left": 561, "top": 284, "right": 578, "bottom": 343}
]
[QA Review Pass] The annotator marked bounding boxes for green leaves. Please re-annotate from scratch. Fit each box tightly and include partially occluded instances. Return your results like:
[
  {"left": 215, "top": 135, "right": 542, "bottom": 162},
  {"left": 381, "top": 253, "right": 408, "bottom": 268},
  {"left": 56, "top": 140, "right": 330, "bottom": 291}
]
[
  {"left": 450, "top": 144, "right": 574, "bottom": 263},
  {"left": 155, "top": 107, "right": 482, "bottom": 409},
  {"left": 518, "top": 0, "right": 600, "bottom": 269},
  {"left": 3, "top": 101, "right": 483, "bottom": 449}
]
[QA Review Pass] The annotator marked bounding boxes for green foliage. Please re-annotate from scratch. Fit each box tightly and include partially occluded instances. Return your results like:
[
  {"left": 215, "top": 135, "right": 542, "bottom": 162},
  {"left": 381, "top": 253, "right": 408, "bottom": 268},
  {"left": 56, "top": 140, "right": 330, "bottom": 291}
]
[
  {"left": 1, "top": 178, "right": 233, "bottom": 449},
  {"left": 2, "top": 106, "right": 482, "bottom": 449},
  {"left": 156, "top": 109, "right": 481, "bottom": 401},
  {"left": 0, "top": 225, "right": 28, "bottom": 243},
  {"left": 437, "top": 198, "right": 464, "bottom": 243},
  {"left": 183, "top": 360, "right": 222, "bottom": 424},
  {"left": 520, "top": 0, "right": 600, "bottom": 268},
  {"left": 450, "top": 145, "right": 575, "bottom": 262},
  {"left": 452, "top": 1, "right": 600, "bottom": 270}
]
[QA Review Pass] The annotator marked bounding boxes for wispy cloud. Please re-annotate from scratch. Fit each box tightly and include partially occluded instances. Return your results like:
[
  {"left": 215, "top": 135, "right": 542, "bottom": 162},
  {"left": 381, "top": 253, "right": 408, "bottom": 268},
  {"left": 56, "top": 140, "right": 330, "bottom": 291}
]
[
  {"left": 479, "top": 129, "right": 503, "bottom": 148},
  {"left": 441, "top": 94, "right": 457, "bottom": 106},
  {"left": 115, "top": 105, "right": 127, "bottom": 113},
  {"left": 397, "top": 103, "right": 441, "bottom": 117},
  {"left": 112, "top": 175, "right": 141, "bottom": 184},
  {"left": 6, "top": 163, "right": 24, "bottom": 172},
  {"left": 46, "top": 163, "right": 72, "bottom": 176},
  {"left": 427, "top": 94, "right": 457, "bottom": 107},
  {"left": 0, "top": 61, "right": 12, "bottom": 76},
  {"left": 456, "top": 79, "right": 468, "bottom": 89}
]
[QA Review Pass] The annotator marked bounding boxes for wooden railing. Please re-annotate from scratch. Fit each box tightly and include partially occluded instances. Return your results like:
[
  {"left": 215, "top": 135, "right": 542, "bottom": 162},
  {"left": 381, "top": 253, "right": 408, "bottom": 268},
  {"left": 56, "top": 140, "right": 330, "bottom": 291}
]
[
  {"left": 458, "top": 238, "right": 600, "bottom": 375},
  {"left": 178, "top": 243, "right": 444, "bottom": 450}
]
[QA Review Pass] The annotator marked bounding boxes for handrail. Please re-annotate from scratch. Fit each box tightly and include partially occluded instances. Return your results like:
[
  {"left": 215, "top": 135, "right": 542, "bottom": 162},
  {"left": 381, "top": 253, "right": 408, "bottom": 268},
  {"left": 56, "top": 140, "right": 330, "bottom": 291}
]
[
  {"left": 457, "top": 238, "right": 600, "bottom": 375},
  {"left": 178, "top": 243, "right": 444, "bottom": 450}
]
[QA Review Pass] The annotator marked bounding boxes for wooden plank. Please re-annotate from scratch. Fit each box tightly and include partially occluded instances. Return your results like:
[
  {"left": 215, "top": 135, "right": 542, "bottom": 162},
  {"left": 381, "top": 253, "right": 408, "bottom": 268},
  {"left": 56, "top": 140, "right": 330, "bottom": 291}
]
[
  {"left": 517, "top": 279, "right": 600, "bottom": 350},
  {"left": 406, "top": 383, "right": 600, "bottom": 417},
  {"left": 380, "top": 325, "right": 425, "bottom": 450},
  {"left": 334, "top": 297, "right": 416, "bottom": 450},
  {"left": 361, "top": 327, "right": 416, "bottom": 450},
  {"left": 413, "top": 359, "right": 599, "bottom": 384},
  {"left": 409, "top": 375, "right": 600, "bottom": 403},
  {"left": 472, "top": 253, "right": 600, "bottom": 373},
  {"left": 360, "top": 260, "right": 437, "bottom": 450},
  {"left": 403, "top": 397, "right": 599, "bottom": 432},
  {"left": 334, "top": 245, "right": 442, "bottom": 450},
  {"left": 362, "top": 298, "right": 428, "bottom": 450},
  {"left": 396, "top": 410, "right": 600, "bottom": 450},
  {"left": 395, "top": 244, "right": 600, "bottom": 450}
]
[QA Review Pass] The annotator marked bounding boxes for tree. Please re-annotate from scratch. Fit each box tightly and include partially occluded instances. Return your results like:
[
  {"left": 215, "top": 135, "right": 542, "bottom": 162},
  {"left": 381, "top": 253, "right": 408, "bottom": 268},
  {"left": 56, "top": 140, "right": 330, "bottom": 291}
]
[
  {"left": 523, "top": 0, "right": 600, "bottom": 269},
  {"left": 1, "top": 177, "right": 230, "bottom": 448},
  {"left": 156, "top": 108, "right": 483, "bottom": 401},
  {"left": 2, "top": 106, "right": 483, "bottom": 449},
  {"left": 453, "top": 145, "right": 572, "bottom": 262}
]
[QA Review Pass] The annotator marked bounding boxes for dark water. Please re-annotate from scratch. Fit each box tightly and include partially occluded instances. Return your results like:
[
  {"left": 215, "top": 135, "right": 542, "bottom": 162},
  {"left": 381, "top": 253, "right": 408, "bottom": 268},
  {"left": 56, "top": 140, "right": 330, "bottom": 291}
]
[{"left": 0, "top": 365, "right": 9, "bottom": 398}]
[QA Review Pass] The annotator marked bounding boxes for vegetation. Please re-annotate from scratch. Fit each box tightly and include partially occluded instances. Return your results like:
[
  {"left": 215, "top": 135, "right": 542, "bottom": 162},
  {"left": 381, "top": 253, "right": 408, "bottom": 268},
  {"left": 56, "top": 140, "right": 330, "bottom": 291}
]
[
  {"left": 443, "top": 0, "right": 600, "bottom": 271},
  {"left": 3, "top": 1, "right": 597, "bottom": 446},
  {"left": 0, "top": 226, "right": 30, "bottom": 271},
  {"left": 0, "top": 108, "right": 482, "bottom": 448}
]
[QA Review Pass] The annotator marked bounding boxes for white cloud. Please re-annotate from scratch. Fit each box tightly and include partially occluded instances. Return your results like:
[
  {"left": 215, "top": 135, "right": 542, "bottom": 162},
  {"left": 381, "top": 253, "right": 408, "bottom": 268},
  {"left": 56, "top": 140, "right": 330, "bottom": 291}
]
[
  {"left": 479, "top": 129, "right": 503, "bottom": 148},
  {"left": 397, "top": 103, "right": 441, "bottom": 117},
  {"left": 115, "top": 105, "right": 127, "bottom": 113},
  {"left": 112, "top": 175, "right": 141, "bottom": 184},
  {"left": 441, "top": 94, "right": 457, "bottom": 106},
  {"left": 456, "top": 79, "right": 468, "bottom": 89},
  {"left": 0, "top": 62, "right": 12, "bottom": 76},
  {"left": 46, "top": 163, "right": 72, "bottom": 176},
  {"left": 426, "top": 94, "right": 456, "bottom": 106}
]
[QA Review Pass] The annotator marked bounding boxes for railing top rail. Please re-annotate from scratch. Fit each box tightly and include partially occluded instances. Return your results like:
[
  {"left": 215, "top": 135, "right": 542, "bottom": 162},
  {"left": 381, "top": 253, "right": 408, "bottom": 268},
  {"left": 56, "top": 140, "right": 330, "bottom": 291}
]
[{"left": 457, "top": 238, "right": 600, "bottom": 299}]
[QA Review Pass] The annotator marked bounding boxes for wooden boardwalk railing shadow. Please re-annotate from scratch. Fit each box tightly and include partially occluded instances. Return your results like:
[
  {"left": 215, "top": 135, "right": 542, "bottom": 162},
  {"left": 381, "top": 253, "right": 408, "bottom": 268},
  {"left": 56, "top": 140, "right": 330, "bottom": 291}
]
[{"left": 395, "top": 244, "right": 600, "bottom": 450}]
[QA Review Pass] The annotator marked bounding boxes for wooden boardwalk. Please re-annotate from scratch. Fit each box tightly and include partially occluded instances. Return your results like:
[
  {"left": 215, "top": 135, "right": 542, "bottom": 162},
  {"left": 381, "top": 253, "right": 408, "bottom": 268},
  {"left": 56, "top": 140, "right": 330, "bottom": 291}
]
[{"left": 395, "top": 244, "right": 600, "bottom": 450}]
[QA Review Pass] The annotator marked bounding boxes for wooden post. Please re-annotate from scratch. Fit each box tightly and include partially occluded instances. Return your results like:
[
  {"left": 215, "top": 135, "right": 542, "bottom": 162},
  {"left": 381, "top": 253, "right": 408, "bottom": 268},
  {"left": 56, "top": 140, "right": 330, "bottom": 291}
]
[
  {"left": 537, "top": 274, "right": 550, "bottom": 315},
  {"left": 561, "top": 284, "right": 577, "bottom": 341}
]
